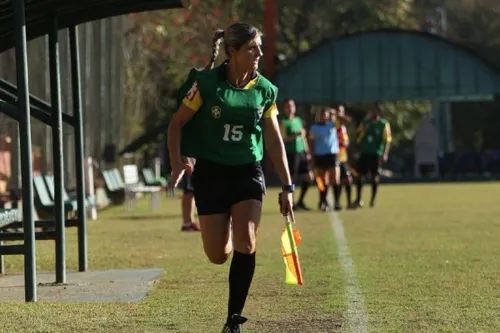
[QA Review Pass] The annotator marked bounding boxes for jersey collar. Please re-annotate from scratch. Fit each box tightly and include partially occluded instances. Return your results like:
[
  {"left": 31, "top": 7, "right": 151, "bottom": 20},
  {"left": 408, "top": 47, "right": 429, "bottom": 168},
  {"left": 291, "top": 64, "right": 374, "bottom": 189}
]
[{"left": 218, "top": 60, "right": 258, "bottom": 89}]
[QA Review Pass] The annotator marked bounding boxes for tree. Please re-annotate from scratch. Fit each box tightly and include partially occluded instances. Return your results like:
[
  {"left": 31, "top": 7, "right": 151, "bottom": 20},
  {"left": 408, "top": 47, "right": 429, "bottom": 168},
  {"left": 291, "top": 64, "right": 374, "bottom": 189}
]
[{"left": 275, "top": 0, "right": 418, "bottom": 66}]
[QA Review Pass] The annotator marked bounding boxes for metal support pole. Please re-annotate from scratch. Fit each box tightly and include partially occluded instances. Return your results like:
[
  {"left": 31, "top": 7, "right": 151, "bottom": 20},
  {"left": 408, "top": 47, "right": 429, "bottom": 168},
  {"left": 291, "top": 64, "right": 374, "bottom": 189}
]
[
  {"left": 44, "top": 35, "right": 52, "bottom": 173},
  {"left": 13, "top": 0, "right": 37, "bottom": 302},
  {"left": 69, "top": 25, "right": 88, "bottom": 272},
  {"left": 48, "top": 15, "right": 66, "bottom": 284},
  {"left": 0, "top": 239, "right": 5, "bottom": 274},
  {"left": 263, "top": 0, "right": 277, "bottom": 80},
  {"left": 106, "top": 18, "right": 113, "bottom": 146},
  {"left": 437, "top": 6, "right": 454, "bottom": 153}
]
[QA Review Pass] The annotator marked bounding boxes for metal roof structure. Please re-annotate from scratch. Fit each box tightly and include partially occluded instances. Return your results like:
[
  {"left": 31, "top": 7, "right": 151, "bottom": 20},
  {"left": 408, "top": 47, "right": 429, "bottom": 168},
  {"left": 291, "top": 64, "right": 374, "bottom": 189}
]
[
  {"left": 0, "top": 0, "right": 187, "bottom": 302},
  {"left": 0, "top": 0, "right": 185, "bottom": 53}
]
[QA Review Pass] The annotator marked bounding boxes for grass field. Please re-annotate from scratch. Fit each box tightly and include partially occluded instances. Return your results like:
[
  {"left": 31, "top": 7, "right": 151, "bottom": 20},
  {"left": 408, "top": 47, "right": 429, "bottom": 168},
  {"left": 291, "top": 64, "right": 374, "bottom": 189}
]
[{"left": 0, "top": 183, "right": 499, "bottom": 332}]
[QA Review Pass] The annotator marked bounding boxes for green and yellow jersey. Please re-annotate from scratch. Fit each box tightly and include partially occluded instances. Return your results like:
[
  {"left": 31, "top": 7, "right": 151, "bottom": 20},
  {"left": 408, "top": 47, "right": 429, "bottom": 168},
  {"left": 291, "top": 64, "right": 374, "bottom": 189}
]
[
  {"left": 280, "top": 117, "right": 306, "bottom": 154},
  {"left": 356, "top": 118, "right": 392, "bottom": 156},
  {"left": 179, "top": 63, "right": 278, "bottom": 165}
]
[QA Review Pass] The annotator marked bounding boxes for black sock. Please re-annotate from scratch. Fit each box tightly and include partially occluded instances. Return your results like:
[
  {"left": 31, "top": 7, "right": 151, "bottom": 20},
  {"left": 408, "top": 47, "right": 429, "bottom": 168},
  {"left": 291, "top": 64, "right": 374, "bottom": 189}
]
[
  {"left": 345, "top": 183, "right": 352, "bottom": 205},
  {"left": 298, "top": 180, "right": 310, "bottom": 204},
  {"left": 356, "top": 178, "right": 363, "bottom": 202},
  {"left": 333, "top": 184, "right": 341, "bottom": 205},
  {"left": 228, "top": 251, "right": 256, "bottom": 321},
  {"left": 370, "top": 181, "right": 379, "bottom": 203},
  {"left": 319, "top": 189, "right": 327, "bottom": 205},
  {"left": 337, "top": 182, "right": 343, "bottom": 203}
]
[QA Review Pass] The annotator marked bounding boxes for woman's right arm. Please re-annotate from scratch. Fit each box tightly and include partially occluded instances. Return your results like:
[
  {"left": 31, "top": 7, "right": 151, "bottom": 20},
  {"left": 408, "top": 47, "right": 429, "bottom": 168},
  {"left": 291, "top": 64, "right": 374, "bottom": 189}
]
[{"left": 168, "top": 103, "right": 196, "bottom": 187}]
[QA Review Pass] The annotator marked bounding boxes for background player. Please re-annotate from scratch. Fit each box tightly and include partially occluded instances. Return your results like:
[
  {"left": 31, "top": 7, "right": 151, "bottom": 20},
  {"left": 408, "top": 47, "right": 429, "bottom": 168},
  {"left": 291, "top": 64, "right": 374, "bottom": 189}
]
[
  {"left": 179, "top": 171, "right": 200, "bottom": 231},
  {"left": 168, "top": 23, "right": 295, "bottom": 333},
  {"left": 354, "top": 103, "right": 392, "bottom": 208},
  {"left": 334, "top": 104, "right": 354, "bottom": 209},
  {"left": 175, "top": 60, "right": 221, "bottom": 232},
  {"left": 280, "top": 99, "right": 314, "bottom": 211},
  {"left": 308, "top": 107, "right": 341, "bottom": 211}
]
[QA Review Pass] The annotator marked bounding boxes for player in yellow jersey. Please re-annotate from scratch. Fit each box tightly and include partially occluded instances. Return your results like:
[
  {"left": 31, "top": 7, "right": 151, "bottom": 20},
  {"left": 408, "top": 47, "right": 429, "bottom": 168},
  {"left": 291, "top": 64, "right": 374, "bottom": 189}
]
[{"left": 334, "top": 105, "right": 354, "bottom": 209}]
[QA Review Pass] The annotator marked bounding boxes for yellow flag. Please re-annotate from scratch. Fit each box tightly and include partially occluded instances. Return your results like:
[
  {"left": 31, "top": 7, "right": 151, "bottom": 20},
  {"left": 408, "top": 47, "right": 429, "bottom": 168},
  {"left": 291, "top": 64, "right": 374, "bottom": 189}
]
[{"left": 281, "top": 227, "right": 303, "bottom": 285}]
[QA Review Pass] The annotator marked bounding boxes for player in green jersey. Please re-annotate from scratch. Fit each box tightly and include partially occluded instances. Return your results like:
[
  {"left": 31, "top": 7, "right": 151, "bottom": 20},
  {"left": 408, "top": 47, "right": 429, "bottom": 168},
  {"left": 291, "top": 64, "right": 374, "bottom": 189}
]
[
  {"left": 175, "top": 66, "right": 212, "bottom": 232},
  {"left": 280, "top": 99, "right": 314, "bottom": 210},
  {"left": 168, "top": 23, "right": 295, "bottom": 333},
  {"left": 174, "top": 48, "right": 227, "bottom": 232},
  {"left": 354, "top": 103, "right": 392, "bottom": 208}
]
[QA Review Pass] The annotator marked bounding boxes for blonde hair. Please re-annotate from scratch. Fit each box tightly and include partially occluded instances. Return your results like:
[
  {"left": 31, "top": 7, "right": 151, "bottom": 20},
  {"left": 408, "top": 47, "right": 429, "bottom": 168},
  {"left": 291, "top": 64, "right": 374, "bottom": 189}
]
[
  {"left": 203, "top": 29, "right": 224, "bottom": 70},
  {"left": 205, "top": 22, "right": 261, "bottom": 70}
]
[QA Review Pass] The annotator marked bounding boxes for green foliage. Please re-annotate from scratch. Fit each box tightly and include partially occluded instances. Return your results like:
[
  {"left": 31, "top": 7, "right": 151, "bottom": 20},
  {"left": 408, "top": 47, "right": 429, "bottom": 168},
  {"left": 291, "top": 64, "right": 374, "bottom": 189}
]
[
  {"left": 341, "top": 101, "right": 431, "bottom": 151},
  {"left": 276, "top": 0, "right": 417, "bottom": 66},
  {"left": 380, "top": 101, "right": 432, "bottom": 150}
]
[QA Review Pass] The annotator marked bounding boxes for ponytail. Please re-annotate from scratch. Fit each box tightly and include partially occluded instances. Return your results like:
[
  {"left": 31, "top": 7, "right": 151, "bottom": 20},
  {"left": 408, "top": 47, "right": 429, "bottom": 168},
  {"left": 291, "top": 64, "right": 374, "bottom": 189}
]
[{"left": 203, "top": 29, "right": 224, "bottom": 71}]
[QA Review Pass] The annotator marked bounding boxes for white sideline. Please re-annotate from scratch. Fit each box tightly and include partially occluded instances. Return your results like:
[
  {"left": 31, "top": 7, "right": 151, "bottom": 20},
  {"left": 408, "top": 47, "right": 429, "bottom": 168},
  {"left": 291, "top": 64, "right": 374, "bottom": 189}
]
[{"left": 330, "top": 212, "right": 369, "bottom": 333}]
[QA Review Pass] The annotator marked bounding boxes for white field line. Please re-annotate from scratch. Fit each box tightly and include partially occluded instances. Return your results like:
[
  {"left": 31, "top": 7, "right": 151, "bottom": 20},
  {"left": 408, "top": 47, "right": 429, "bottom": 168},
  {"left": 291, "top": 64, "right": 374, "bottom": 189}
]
[{"left": 330, "top": 212, "right": 369, "bottom": 333}]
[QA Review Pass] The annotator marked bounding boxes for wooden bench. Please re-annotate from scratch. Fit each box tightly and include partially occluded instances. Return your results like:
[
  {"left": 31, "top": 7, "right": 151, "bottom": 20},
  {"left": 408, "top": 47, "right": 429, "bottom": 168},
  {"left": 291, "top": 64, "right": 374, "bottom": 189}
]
[
  {"left": 43, "top": 175, "right": 78, "bottom": 212},
  {"left": 0, "top": 208, "right": 19, "bottom": 229},
  {"left": 123, "top": 165, "right": 161, "bottom": 211},
  {"left": 142, "top": 167, "right": 175, "bottom": 198},
  {"left": 0, "top": 207, "right": 20, "bottom": 273},
  {"left": 101, "top": 169, "right": 125, "bottom": 205},
  {"left": 141, "top": 167, "right": 166, "bottom": 187},
  {"left": 33, "top": 175, "right": 76, "bottom": 219}
]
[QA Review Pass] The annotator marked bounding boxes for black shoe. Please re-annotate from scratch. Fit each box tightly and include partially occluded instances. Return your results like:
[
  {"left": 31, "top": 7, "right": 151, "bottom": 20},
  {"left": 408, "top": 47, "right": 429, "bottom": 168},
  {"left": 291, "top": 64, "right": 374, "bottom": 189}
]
[
  {"left": 369, "top": 200, "right": 375, "bottom": 208},
  {"left": 353, "top": 200, "right": 364, "bottom": 208},
  {"left": 222, "top": 314, "right": 248, "bottom": 333},
  {"left": 334, "top": 204, "right": 342, "bottom": 211},
  {"left": 346, "top": 203, "right": 357, "bottom": 210},
  {"left": 319, "top": 201, "right": 331, "bottom": 212},
  {"left": 294, "top": 202, "right": 311, "bottom": 211}
]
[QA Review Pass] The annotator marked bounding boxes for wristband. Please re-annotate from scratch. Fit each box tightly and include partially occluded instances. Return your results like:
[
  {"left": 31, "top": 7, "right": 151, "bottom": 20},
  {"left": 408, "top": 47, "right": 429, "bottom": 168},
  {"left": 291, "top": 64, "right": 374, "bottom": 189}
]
[{"left": 282, "top": 184, "right": 295, "bottom": 192}]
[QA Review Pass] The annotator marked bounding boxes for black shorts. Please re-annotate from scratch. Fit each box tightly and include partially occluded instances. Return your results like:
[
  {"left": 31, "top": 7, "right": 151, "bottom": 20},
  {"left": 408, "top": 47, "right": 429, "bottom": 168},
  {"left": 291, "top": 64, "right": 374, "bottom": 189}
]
[
  {"left": 287, "top": 152, "right": 310, "bottom": 178},
  {"left": 192, "top": 159, "right": 266, "bottom": 215},
  {"left": 357, "top": 153, "right": 381, "bottom": 176},
  {"left": 180, "top": 174, "right": 194, "bottom": 194},
  {"left": 339, "top": 162, "right": 352, "bottom": 180},
  {"left": 314, "top": 154, "right": 339, "bottom": 170}
]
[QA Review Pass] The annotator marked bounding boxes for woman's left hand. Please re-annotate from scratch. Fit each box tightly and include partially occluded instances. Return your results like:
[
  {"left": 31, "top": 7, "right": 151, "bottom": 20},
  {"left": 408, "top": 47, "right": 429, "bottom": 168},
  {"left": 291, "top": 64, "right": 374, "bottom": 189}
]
[{"left": 279, "top": 191, "right": 295, "bottom": 222}]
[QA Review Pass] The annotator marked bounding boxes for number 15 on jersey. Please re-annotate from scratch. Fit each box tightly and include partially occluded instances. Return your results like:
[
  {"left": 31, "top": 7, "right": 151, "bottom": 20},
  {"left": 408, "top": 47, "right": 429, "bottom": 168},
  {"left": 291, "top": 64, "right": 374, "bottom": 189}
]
[{"left": 223, "top": 124, "right": 243, "bottom": 142}]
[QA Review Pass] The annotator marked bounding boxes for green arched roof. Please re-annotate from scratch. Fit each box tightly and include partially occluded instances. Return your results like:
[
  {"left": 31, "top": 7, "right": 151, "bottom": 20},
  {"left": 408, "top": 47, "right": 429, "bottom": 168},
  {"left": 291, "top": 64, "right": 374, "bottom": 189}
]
[{"left": 275, "top": 29, "right": 500, "bottom": 103}]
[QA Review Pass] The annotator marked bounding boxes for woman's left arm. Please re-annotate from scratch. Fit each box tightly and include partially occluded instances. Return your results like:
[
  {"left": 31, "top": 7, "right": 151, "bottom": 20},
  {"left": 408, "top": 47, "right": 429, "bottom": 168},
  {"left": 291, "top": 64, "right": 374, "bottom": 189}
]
[{"left": 262, "top": 101, "right": 296, "bottom": 219}]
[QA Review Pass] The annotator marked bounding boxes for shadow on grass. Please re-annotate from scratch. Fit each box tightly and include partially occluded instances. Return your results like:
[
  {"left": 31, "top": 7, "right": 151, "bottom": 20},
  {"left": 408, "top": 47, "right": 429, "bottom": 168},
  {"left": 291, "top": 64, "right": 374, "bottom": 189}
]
[
  {"left": 104, "top": 206, "right": 327, "bottom": 222},
  {"left": 253, "top": 318, "right": 343, "bottom": 332},
  {"left": 112, "top": 213, "right": 183, "bottom": 221},
  {"left": 110, "top": 210, "right": 295, "bottom": 222}
]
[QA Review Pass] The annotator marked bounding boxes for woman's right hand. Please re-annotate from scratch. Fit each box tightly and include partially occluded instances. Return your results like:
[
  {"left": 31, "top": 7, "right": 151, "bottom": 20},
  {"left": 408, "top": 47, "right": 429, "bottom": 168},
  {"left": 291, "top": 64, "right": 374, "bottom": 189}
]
[
  {"left": 183, "top": 157, "right": 195, "bottom": 175},
  {"left": 171, "top": 157, "right": 193, "bottom": 188},
  {"left": 171, "top": 161, "right": 185, "bottom": 188}
]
